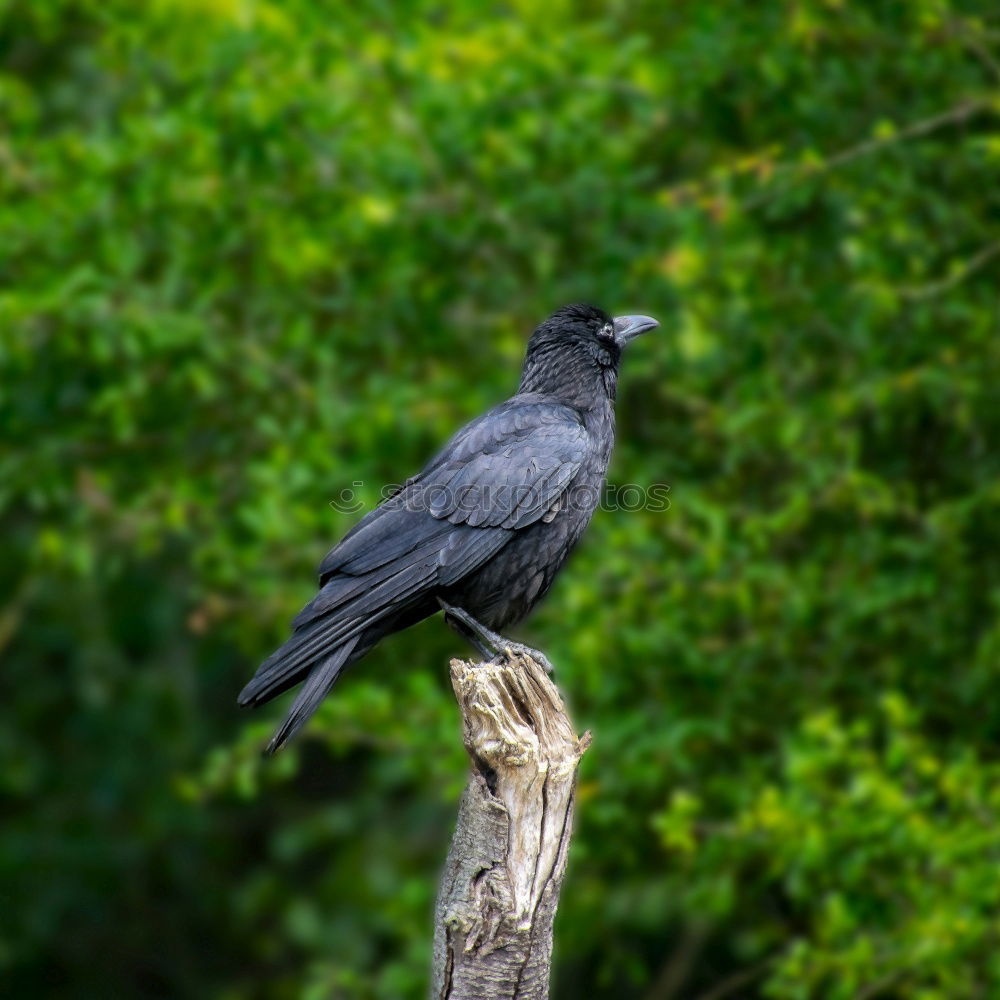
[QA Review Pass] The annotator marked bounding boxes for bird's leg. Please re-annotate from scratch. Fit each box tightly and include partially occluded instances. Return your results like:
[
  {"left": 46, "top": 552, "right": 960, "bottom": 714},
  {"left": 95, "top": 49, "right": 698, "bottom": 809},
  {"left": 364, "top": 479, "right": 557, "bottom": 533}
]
[
  {"left": 438, "top": 599, "right": 503, "bottom": 660},
  {"left": 437, "top": 599, "right": 555, "bottom": 674},
  {"left": 439, "top": 600, "right": 494, "bottom": 660}
]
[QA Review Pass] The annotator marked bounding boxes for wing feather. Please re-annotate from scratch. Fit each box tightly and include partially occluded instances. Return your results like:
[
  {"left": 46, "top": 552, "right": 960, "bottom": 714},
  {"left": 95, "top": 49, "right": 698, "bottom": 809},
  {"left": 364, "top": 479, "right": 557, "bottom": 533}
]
[{"left": 244, "top": 395, "right": 590, "bottom": 725}]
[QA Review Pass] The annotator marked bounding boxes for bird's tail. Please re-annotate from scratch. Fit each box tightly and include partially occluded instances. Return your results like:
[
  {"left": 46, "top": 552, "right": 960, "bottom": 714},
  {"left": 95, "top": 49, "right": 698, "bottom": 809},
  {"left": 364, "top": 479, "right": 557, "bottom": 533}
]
[
  {"left": 239, "top": 540, "right": 443, "bottom": 752},
  {"left": 238, "top": 630, "right": 362, "bottom": 755},
  {"left": 260, "top": 636, "right": 361, "bottom": 755}
]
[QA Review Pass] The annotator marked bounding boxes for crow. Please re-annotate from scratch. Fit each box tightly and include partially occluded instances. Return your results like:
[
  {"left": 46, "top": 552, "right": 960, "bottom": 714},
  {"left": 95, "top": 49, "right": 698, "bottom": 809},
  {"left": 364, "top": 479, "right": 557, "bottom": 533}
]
[{"left": 239, "top": 303, "right": 658, "bottom": 753}]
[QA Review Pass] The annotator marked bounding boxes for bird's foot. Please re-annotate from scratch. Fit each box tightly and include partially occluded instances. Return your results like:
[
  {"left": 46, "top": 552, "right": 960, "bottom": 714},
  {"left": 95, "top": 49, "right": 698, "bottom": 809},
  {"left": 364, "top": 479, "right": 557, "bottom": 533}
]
[
  {"left": 437, "top": 599, "right": 555, "bottom": 674},
  {"left": 495, "top": 639, "right": 556, "bottom": 675}
]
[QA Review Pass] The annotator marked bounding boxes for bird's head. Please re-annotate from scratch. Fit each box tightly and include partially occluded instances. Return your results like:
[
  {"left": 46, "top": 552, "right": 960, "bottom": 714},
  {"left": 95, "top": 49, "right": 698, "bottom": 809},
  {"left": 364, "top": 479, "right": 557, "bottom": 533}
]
[{"left": 518, "top": 303, "right": 659, "bottom": 400}]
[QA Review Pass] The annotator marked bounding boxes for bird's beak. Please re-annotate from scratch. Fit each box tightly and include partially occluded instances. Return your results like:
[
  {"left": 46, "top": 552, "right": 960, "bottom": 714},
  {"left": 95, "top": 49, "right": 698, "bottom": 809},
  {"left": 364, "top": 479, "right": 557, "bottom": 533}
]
[{"left": 613, "top": 314, "right": 659, "bottom": 345}]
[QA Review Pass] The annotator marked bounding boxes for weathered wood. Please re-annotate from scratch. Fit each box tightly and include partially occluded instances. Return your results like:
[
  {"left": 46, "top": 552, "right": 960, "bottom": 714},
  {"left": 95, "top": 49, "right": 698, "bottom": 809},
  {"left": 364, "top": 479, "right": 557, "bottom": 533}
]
[{"left": 431, "top": 650, "right": 590, "bottom": 1000}]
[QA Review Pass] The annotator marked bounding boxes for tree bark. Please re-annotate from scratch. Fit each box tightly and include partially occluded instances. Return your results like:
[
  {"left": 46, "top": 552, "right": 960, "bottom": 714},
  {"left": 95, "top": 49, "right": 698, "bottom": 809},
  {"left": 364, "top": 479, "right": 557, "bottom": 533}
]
[{"left": 431, "top": 650, "right": 590, "bottom": 1000}]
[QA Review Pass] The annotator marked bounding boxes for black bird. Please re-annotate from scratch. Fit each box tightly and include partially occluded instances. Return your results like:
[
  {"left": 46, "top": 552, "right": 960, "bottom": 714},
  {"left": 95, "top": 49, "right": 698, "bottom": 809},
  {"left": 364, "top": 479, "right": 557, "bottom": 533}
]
[{"left": 240, "top": 304, "right": 658, "bottom": 753}]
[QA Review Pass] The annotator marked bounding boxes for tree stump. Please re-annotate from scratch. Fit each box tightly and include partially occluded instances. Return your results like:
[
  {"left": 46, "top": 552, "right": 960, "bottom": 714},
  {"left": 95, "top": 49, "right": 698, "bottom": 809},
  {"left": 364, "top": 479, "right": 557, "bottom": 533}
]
[{"left": 431, "top": 650, "right": 590, "bottom": 1000}]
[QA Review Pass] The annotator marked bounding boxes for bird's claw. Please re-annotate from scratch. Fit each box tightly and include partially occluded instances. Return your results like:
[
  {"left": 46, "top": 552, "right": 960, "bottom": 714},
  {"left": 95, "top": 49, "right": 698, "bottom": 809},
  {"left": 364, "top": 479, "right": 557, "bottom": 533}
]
[{"left": 500, "top": 643, "right": 554, "bottom": 674}]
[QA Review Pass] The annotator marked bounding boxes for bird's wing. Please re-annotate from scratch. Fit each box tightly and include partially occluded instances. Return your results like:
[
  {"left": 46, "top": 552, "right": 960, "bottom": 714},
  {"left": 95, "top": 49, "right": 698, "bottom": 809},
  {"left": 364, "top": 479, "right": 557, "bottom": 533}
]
[
  {"left": 420, "top": 398, "right": 589, "bottom": 530},
  {"left": 241, "top": 397, "right": 589, "bottom": 748},
  {"left": 317, "top": 397, "right": 589, "bottom": 587}
]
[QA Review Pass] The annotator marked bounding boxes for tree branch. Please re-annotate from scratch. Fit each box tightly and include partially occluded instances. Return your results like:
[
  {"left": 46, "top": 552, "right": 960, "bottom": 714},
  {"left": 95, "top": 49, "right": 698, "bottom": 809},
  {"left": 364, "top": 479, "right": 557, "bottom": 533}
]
[
  {"left": 431, "top": 651, "right": 590, "bottom": 1000},
  {"left": 894, "top": 239, "right": 1000, "bottom": 300},
  {"left": 741, "top": 97, "right": 993, "bottom": 210}
]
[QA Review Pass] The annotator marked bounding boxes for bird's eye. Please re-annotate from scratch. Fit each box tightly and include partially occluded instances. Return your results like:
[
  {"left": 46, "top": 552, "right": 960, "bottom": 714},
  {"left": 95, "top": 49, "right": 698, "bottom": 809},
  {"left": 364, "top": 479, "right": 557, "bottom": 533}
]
[{"left": 598, "top": 323, "right": 614, "bottom": 340}]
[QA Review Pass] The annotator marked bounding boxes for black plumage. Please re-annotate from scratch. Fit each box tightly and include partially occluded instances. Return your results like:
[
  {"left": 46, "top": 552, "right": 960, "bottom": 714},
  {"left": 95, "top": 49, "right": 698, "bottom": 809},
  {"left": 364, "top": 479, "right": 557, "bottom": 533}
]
[{"left": 239, "top": 303, "right": 658, "bottom": 752}]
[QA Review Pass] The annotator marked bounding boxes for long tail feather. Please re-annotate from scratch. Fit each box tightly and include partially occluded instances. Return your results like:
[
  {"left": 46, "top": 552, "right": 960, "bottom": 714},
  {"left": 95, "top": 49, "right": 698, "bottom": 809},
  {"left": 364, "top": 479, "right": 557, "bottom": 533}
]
[
  {"left": 263, "top": 638, "right": 360, "bottom": 755},
  {"left": 241, "top": 546, "right": 444, "bottom": 708}
]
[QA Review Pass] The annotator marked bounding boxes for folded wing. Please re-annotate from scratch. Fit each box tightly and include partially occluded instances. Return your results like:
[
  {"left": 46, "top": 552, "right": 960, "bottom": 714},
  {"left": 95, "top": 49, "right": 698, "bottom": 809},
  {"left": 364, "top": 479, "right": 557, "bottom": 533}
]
[{"left": 239, "top": 396, "right": 589, "bottom": 751}]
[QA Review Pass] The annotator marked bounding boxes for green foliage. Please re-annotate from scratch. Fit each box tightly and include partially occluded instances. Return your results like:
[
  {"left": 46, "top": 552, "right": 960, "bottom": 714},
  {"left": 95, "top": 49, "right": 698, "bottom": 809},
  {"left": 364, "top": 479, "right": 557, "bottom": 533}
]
[
  {"left": 657, "top": 695, "right": 1000, "bottom": 998},
  {"left": 2, "top": 1, "right": 999, "bottom": 997}
]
